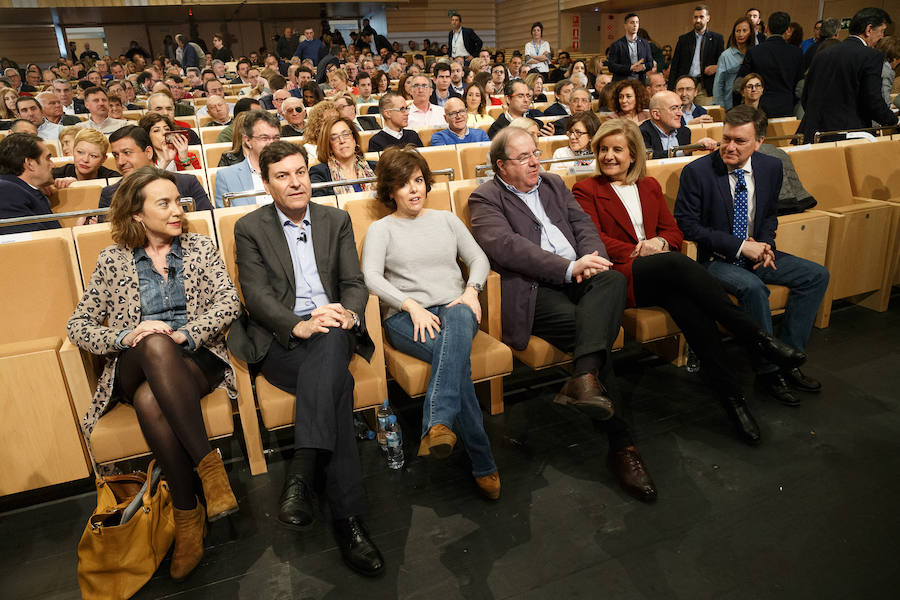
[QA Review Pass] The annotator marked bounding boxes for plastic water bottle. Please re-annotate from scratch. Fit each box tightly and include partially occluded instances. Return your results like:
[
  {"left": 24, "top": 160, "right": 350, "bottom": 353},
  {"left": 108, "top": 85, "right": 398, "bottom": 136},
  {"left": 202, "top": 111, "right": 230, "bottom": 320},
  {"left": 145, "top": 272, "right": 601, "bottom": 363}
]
[
  {"left": 385, "top": 415, "right": 404, "bottom": 470},
  {"left": 376, "top": 400, "right": 393, "bottom": 452},
  {"left": 686, "top": 348, "right": 700, "bottom": 374}
]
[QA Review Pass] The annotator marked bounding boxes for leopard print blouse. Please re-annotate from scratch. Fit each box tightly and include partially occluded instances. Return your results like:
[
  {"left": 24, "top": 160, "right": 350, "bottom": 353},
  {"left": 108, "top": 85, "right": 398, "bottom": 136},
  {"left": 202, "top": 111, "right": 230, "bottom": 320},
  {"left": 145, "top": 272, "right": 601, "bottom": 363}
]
[{"left": 67, "top": 232, "right": 242, "bottom": 440}]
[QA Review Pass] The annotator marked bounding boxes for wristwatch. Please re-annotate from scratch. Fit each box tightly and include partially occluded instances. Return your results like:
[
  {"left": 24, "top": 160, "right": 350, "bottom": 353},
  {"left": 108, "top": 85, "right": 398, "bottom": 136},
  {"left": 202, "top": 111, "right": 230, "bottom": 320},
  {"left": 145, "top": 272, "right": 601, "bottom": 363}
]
[
  {"left": 468, "top": 283, "right": 484, "bottom": 292},
  {"left": 346, "top": 309, "right": 360, "bottom": 328}
]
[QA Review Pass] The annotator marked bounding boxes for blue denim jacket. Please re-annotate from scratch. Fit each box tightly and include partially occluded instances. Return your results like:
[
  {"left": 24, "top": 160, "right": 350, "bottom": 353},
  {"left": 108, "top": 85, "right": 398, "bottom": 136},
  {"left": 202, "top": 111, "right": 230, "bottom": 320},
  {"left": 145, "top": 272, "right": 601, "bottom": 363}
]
[{"left": 115, "top": 237, "right": 194, "bottom": 349}]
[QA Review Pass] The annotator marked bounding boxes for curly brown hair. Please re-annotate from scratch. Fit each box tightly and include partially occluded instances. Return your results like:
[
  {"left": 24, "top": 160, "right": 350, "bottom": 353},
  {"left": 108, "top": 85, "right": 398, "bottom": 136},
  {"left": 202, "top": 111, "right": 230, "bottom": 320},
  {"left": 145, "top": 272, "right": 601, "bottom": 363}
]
[
  {"left": 375, "top": 146, "right": 433, "bottom": 211},
  {"left": 607, "top": 79, "right": 649, "bottom": 114}
]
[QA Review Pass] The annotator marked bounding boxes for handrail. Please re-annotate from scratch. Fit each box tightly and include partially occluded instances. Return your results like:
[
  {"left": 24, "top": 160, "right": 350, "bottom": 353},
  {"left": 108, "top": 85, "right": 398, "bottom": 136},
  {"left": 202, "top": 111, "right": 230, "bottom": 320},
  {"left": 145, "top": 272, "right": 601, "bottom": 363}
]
[
  {"left": 0, "top": 198, "right": 196, "bottom": 228},
  {"left": 813, "top": 125, "right": 898, "bottom": 143},
  {"left": 667, "top": 142, "right": 719, "bottom": 158},
  {"left": 666, "top": 133, "right": 806, "bottom": 158},
  {"left": 474, "top": 154, "right": 609, "bottom": 177},
  {"left": 220, "top": 169, "right": 455, "bottom": 207},
  {"left": 766, "top": 133, "right": 805, "bottom": 145}
]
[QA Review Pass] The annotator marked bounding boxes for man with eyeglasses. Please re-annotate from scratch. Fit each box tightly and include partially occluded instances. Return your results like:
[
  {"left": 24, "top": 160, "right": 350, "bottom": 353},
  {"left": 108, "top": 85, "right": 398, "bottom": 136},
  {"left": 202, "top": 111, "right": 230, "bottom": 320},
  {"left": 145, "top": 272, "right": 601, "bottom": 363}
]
[
  {"left": 215, "top": 110, "right": 282, "bottom": 207},
  {"left": 280, "top": 98, "right": 307, "bottom": 137},
  {"left": 641, "top": 90, "right": 717, "bottom": 159},
  {"left": 551, "top": 86, "right": 593, "bottom": 134},
  {"left": 673, "top": 75, "right": 712, "bottom": 126},
  {"left": 334, "top": 94, "right": 378, "bottom": 131},
  {"left": 368, "top": 92, "right": 424, "bottom": 152},
  {"left": 487, "top": 80, "right": 547, "bottom": 139},
  {"left": 469, "top": 127, "right": 658, "bottom": 503},
  {"left": 406, "top": 75, "right": 446, "bottom": 128},
  {"left": 429, "top": 97, "right": 489, "bottom": 145}
]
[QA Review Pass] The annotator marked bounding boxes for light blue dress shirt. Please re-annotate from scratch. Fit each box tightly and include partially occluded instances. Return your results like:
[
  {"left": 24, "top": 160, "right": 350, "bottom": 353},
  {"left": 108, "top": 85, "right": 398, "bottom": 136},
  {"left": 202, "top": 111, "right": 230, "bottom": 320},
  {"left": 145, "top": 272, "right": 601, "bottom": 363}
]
[
  {"left": 713, "top": 46, "right": 744, "bottom": 110},
  {"left": 275, "top": 206, "right": 330, "bottom": 316},
  {"left": 690, "top": 32, "right": 703, "bottom": 78},
  {"left": 498, "top": 176, "right": 577, "bottom": 282},
  {"left": 651, "top": 121, "right": 682, "bottom": 156}
]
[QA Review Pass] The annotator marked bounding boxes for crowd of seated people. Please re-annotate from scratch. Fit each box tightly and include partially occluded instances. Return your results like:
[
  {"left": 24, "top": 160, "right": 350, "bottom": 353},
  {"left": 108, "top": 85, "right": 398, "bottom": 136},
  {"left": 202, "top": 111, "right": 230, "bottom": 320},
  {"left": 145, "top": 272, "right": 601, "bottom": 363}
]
[{"left": 0, "top": 4, "right": 897, "bottom": 592}]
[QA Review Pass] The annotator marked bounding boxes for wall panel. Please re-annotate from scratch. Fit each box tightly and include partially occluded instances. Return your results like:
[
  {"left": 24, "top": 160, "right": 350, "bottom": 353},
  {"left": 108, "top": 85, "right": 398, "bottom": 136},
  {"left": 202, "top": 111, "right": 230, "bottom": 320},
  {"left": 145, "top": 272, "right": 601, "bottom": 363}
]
[
  {"left": 495, "top": 0, "right": 559, "bottom": 55},
  {"left": 387, "top": 0, "right": 496, "bottom": 50},
  {"left": 0, "top": 25, "right": 60, "bottom": 65}
]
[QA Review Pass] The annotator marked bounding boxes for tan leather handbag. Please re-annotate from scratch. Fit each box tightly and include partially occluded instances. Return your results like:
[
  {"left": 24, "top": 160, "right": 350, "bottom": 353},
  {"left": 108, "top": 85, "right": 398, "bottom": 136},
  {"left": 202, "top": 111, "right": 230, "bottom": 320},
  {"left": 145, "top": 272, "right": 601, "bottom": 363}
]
[{"left": 77, "top": 460, "right": 175, "bottom": 600}]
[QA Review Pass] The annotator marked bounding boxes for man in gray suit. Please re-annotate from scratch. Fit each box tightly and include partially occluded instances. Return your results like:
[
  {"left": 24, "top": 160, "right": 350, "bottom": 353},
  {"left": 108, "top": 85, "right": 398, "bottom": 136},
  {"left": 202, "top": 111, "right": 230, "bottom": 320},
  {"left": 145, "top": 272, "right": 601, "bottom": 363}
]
[
  {"left": 227, "top": 141, "right": 384, "bottom": 577},
  {"left": 468, "top": 127, "right": 657, "bottom": 503}
]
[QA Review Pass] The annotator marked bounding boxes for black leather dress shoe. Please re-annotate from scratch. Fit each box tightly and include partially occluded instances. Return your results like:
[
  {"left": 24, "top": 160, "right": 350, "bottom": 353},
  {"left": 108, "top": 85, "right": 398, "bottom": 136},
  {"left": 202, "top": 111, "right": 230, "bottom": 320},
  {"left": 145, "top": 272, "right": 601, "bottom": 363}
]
[
  {"left": 333, "top": 516, "right": 385, "bottom": 577},
  {"left": 608, "top": 446, "right": 657, "bottom": 503},
  {"left": 753, "top": 333, "right": 807, "bottom": 369},
  {"left": 278, "top": 475, "right": 316, "bottom": 530},
  {"left": 755, "top": 372, "right": 801, "bottom": 407},
  {"left": 719, "top": 394, "right": 762, "bottom": 446},
  {"left": 782, "top": 367, "right": 822, "bottom": 393}
]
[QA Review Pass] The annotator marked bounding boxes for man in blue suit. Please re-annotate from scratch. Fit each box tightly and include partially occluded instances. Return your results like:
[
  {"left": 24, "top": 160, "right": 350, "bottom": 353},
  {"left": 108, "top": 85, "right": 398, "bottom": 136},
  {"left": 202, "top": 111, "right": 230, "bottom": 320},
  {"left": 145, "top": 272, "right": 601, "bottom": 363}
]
[
  {"left": 674, "top": 105, "right": 829, "bottom": 407},
  {"left": 215, "top": 110, "right": 282, "bottom": 208},
  {"left": 606, "top": 13, "right": 655, "bottom": 85}
]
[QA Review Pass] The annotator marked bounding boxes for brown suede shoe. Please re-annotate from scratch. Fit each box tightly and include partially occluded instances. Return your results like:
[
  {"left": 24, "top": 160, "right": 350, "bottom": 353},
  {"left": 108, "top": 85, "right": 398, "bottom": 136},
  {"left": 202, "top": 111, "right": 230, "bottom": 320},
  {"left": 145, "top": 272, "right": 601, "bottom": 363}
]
[
  {"left": 197, "top": 449, "right": 238, "bottom": 521},
  {"left": 475, "top": 472, "right": 501, "bottom": 500},
  {"left": 417, "top": 424, "right": 457, "bottom": 459},
  {"left": 608, "top": 445, "right": 657, "bottom": 503},
  {"left": 170, "top": 501, "right": 207, "bottom": 581},
  {"left": 554, "top": 371, "right": 615, "bottom": 421}
]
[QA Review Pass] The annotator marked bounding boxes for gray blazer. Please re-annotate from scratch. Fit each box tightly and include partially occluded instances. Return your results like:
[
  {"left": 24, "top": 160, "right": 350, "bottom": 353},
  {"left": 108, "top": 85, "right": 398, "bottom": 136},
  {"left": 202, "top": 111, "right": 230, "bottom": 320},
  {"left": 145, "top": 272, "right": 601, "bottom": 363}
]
[{"left": 227, "top": 202, "right": 374, "bottom": 364}]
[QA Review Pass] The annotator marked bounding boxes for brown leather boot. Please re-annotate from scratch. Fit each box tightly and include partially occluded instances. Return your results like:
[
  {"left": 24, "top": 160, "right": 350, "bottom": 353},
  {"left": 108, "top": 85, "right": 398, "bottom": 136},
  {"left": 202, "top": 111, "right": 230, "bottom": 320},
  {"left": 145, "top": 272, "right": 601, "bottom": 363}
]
[
  {"left": 197, "top": 449, "right": 238, "bottom": 521},
  {"left": 554, "top": 371, "right": 615, "bottom": 421},
  {"left": 170, "top": 501, "right": 207, "bottom": 581},
  {"left": 475, "top": 471, "right": 501, "bottom": 500},
  {"left": 417, "top": 424, "right": 457, "bottom": 459}
]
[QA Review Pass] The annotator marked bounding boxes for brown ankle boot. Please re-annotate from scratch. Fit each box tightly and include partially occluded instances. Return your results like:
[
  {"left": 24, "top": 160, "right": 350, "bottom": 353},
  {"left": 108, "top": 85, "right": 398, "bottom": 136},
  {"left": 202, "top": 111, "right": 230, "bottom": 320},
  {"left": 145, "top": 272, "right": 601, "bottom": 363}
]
[
  {"left": 197, "top": 449, "right": 238, "bottom": 521},
  {"left": 475, "top": 471, "right": 501, "bottom": 500},
  {"left": 170, "top": 501, "right": 207, "bottom": 581},
  {"left": 417, "top": 424, "right": 457, "bottom": 459}
]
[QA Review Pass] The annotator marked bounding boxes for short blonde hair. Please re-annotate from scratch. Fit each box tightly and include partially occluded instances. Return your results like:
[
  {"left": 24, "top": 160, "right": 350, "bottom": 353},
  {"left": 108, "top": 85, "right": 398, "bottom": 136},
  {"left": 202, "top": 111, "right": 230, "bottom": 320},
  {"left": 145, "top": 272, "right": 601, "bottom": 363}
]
[
  {"left": 72, "top": 127, "right": 110, "bottom": 155},
  {"left": 59, "top": 125, "right": 81, "bottom": 154},
  {"left": 591, "top": 118, "right": 647, "bottom": 184}
]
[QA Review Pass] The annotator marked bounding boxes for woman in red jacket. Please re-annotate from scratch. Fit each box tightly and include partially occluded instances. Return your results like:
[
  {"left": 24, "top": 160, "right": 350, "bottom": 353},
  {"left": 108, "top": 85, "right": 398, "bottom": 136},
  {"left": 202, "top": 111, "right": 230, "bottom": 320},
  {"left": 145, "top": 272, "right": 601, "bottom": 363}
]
[{"left": 572, "top": 118, "right": 806, "bottom": 446}]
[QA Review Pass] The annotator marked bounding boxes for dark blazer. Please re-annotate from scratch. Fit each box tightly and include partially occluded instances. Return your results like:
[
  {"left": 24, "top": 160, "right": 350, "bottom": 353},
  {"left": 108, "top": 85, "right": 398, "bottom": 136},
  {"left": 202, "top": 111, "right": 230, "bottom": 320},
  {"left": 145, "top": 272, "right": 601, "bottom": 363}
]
[
  {"left": 680, "top": 104, "right": 707, "bottom": 126},
  {"left": 737, "top": 36, "right": 803, "bottom": 118},
  {"left": 356, "top": 115, "right": 380, "bottom": 131},
  {"left": 468, "top": 173, "right": 608, "bottom": 350},
  {"left": 51, "top": 164, "right": 121, "bottom": 180},
  {"left": 226, "top": 202, "right": 374, "bottom": 363},
  {"left": 429, "top": 88, "right": 462, "bottom": 106},
  {"left": 100, "top": 171, "right": 212, "bottom": 211},
  {"left": 542, "top": 102, "right": 569, "bottom": 117},
  {"left": 374, "top": 34, "right": 392, "bottom": 55},
  {"left": 640, "top": 120, "right": 691, "bottom": 159},
  {"left": 276, "top": 35, "right": 299, "bottom": 60},
  {"left": 57, "top": 114, "right": 82, "bottom": 126},
  {"left": 673, "top": 151, "right": 782, "bottom": 264},
  {"left": 487, "top": 110, "right": 545, "bottom": 139},
  {"left": 0, "top": 174, "right": 60, "bottom": 234},
  {"left": 309, "top": 161, "right": 378, "bottom": 197},
  {"left": 573, "top": 174, "right": 684, "bottom": 306},
  {"left": 668, "top": 29, "right": 725, "bottom": 95},
  {"left": 367, "top": 129, "right": 423, "bottom": 152},
  {"left": 606, "top": 36, "right": 655, "bottom": 84},
  {"left": 448, "top": 27, "right": 483, "bottom": 58},
  {"left": 799, "top": 37, "right": 898, "bottom": 142}
]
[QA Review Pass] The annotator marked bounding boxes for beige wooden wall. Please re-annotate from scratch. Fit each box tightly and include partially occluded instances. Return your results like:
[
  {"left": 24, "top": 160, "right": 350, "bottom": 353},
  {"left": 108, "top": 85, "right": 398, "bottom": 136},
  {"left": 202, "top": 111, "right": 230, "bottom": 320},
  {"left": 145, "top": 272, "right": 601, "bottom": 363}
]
[
  {"left": 495, "top": 0, "right": 560, "bottom": 54},
  {"left": 386, "top": 0, "right": 497, "bottom": 50},
  {"left": 0, "top": 25, "right": 60, "bottom": 65}
]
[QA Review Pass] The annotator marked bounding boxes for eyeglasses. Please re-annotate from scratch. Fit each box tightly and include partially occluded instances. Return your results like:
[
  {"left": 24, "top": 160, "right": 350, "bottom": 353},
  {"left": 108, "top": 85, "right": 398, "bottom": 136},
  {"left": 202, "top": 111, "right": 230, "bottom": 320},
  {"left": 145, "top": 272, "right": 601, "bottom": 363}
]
[
  {"left": 250, "top": 135, "right": 281, "bottom": 143},
  {"left": 329, "top": 131, "right": 354, "bottom": 142},
  {"left": 284, "top": 107, "right": 304, "bottom": 114},
  {"left": 567, "top": 130, "right": 589, "bottom": 138},
  {"left": 744, "top": 83, "right": 763, "bottom": 90},
  {"left": 411, "top": 83, "right": 431, "bottom": 89},
  {"left": 510, "top": 93, "right": 534, "bottom": 101},
  {"left": 386, "top": 106, "right": 410, "bottom": 113},
  {"left": 445, "top": 109, "right": 467, "bottom": 119},
  {"left": 507, "top": 149, "right": 542, "bottom": 164}
]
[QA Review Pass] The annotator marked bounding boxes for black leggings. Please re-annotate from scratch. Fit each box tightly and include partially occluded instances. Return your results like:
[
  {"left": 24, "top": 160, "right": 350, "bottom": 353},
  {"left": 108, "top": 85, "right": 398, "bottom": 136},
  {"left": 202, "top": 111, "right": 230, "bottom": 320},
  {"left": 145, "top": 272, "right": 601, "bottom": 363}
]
[{"left": 116, "top": 334, "right": 223, "bottom": 510}]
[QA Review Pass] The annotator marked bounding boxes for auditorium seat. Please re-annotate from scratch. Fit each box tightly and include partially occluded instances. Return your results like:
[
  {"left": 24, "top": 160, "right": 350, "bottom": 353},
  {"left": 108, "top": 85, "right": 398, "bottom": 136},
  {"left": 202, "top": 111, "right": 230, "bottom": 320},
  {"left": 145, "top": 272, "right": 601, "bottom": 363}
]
[
  {"left": 343, "top": 196, "right": 513, "bottom": 415},
  {"left": 786, "top": 144, "right": 895, "bottom": 326},
  {"left": 201, "top": 125, "right": 226, "bottom": 144},
  {"left": 358, "top": 129, "right": 378, "bottom": 152},
  {"left": 203, "top": 142, "right": 231, "bottom": 169},
  {"left": 766, "top": 117, "right": 800, "bottom": 142},
  {"left": 0, "top": 229, "right": 91, "bottom": 495},
  {"left": 418, "top": 145, "right": 462, "bottom": 182},
  {"left": 417, "top": 126, "right": 444, "bottom": 147},
  {"left": 487, "top": 106, "right": 504, "bottom": 119},
  {"left": 213, "top": 205, "right": 388, "bottom": 475},
  {"left": 458, "top": 141, "right": 492, "bottom": 179},
  {"left": 49, "top": 181, "right": 106, "bottom": 227}
]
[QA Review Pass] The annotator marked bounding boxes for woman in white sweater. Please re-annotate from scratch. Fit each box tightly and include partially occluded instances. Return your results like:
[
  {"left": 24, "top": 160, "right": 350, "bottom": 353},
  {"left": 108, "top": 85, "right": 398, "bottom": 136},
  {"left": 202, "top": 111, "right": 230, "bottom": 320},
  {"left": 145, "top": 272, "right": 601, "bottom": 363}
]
[{"left": 361, "top": 147, "right": 500, "bottom": 500}]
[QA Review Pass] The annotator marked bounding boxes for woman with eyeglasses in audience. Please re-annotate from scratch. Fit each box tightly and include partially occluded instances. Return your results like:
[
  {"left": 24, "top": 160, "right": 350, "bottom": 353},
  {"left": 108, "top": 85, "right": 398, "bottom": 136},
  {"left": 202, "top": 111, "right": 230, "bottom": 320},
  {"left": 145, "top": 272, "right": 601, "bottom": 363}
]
[
  {"left": 571, "top": 119, "right": 806, "bottom": 447},
  {"left": 552, "top": 111, "right": 601, "bottom": 169},
  {"left": 51, "top": 128, "right": 121, "bottom": 186},
  {"left": 67, "top": 166, "right": 242, "bottom": 582},
  {"left": 736, "top": 73, "right": 764, "bottom": 110},
  {"left": 140, "top": 113, "right": 201, "bottom": 172},
  {"left": 362, "top": 147, "right": 501, "bottom": 500},
  {"left": 309, "top": 115, "right": 377, "bottom": 197}
]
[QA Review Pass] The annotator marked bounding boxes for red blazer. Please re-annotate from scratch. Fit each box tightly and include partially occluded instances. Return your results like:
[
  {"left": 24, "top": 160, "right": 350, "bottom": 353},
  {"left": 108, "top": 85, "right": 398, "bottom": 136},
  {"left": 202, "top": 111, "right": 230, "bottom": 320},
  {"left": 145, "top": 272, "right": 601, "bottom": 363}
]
[{"left": 573, "top": 174, "right": 683, "bottom": 307}]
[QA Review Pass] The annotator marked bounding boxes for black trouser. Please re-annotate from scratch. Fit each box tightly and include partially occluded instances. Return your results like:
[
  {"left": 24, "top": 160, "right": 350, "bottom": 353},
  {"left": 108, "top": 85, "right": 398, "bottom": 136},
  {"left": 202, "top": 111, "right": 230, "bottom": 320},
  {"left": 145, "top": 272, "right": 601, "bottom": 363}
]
[
  {"left": 260, "top": 327, "right": 367, "bottom": 520},
  {"left": 531, "top": 270, "right": 632, "bottom": 444},
  {"left": 632, "top": 252, "right": 761, "bottom": 396}
]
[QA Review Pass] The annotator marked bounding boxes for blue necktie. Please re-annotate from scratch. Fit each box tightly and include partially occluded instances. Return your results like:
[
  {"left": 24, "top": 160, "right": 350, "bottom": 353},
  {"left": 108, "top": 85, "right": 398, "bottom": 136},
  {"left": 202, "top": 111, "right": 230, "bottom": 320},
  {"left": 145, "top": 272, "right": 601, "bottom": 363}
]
[{"left": 732, "top": 168, "right": 748, "bottom": 266}]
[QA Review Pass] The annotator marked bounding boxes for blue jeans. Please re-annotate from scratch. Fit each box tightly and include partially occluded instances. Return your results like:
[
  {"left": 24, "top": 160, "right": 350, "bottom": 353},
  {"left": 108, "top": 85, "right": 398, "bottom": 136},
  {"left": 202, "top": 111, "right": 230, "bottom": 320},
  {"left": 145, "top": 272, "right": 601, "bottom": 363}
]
[
  {"left": 383, "top": 303, "right": 497, "bottom": 478},
  {"left": 706, "top": 251, "right": 829, "bottom": 374}
]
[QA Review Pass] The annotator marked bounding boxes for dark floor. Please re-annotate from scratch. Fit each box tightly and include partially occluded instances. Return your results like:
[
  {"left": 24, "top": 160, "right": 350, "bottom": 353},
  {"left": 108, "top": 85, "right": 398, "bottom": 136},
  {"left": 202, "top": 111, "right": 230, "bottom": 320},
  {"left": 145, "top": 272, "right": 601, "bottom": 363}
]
[{"left": 2, "top": 299, "right": 899, "bottom": 600}]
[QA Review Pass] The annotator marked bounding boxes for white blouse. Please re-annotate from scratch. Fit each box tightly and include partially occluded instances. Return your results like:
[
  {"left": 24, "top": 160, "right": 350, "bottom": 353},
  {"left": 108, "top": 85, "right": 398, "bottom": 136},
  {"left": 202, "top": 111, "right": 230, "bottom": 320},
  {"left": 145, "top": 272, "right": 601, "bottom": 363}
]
[{"left": 611, "top": 183, "right": 645, "bottom": 240}]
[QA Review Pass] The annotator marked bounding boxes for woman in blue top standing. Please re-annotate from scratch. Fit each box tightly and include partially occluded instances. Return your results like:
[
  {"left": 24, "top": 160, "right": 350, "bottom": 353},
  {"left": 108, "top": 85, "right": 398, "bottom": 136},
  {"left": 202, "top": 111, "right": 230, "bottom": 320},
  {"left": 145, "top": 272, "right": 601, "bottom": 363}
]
[{"left": 714, "top": 17, "right": 756, "bottom": 110}]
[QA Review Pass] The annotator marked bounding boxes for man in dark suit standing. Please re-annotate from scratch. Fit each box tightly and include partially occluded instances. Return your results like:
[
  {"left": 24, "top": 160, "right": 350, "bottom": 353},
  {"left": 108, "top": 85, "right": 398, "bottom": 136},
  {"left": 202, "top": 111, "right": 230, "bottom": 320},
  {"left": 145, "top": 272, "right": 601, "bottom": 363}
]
[
  {"left": 228, "top": 141, "right": 385, "bottom": 577},
  {"left": 448, "top": 12, "right": 483, "bottom": 60},
  {"left": 606, "top": 13, "right": 655, "bottom": 84},
  {"left": 746, "top": 8, "right": 766, "bottom": 46},
  {"left": 667, "top": 5, "right": 725, "bottom": 103},
  {"left": 798, "top": 7, "right": 897, "bottom": 143},
  {"left": 641, "top": 90, "right": 716, "bottom": 159},
  {"left": 737, "top": 12, "right": 803, "bottom": 118},
  {"left": 469, "top": 127, "right": 657, "bottom": 504},
  {"left": 674, "top": 106, "right": 829, "bottom": 406}
]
